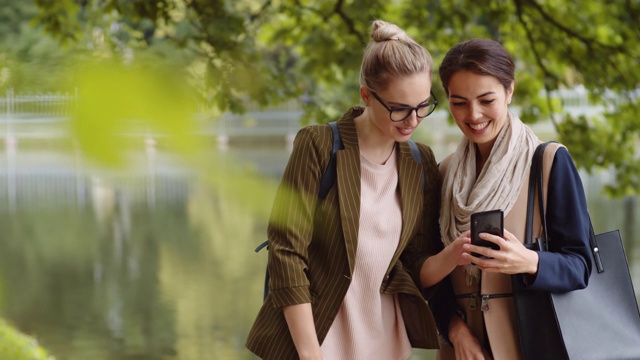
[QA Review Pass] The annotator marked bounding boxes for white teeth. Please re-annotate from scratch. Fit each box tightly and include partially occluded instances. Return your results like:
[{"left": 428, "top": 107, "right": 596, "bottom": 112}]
[{"left": 470, "top": 122, "right": 489, "bottom": 131}]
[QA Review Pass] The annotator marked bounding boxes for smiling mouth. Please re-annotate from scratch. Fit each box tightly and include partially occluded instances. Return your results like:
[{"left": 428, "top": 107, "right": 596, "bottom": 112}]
[
  {"left": 398, "top": 127, "right": 414, "bottom": 135},
  {"left": 469, "top": 122, "right": 489, "bottom": 131}
]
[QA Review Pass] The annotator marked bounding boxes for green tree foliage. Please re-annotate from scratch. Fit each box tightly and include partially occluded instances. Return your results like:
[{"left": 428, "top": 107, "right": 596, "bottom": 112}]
[
  {"left": 0, "top": 0, "right": 73, "bottom": 92},
  {"left": 27, "top": 0, "right": 640, "bottom": 196}
]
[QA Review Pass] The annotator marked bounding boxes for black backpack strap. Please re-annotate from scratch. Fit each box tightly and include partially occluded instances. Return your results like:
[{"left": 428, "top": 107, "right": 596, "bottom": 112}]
[
  {"left": 318, "top": 121, "right": 343, "bottom": 200},
  {"left": 257, "top": 121, "right": 342, "bottom": 252},
  {"left": 407, "top": 140, "right": 425, "bottom": 190}
]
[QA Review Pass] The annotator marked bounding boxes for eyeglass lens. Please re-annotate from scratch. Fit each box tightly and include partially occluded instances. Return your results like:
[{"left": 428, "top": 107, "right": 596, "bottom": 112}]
[{"left": 390, "top": 104, "right": 436, "bottom": 121}]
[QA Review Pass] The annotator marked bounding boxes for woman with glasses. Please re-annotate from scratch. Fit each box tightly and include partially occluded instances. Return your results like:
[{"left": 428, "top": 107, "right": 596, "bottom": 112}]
[
  {"left": 432, "top": 39, "right": 592, "bottom": 359},
  {"left": 246, "top": 20, "right": 466, "bottom": 359}
]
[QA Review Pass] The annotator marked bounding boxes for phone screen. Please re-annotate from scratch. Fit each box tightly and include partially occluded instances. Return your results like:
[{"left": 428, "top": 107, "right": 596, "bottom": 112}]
[{"left": 471, "top": 210, "right": 504, "bottom": 256}]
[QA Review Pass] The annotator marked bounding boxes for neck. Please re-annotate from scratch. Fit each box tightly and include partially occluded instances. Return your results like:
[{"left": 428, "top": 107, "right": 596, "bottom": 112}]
[
  {"left": 354, "top": 110, "right": 396, "bottom": 164},
  {"left": 475, "top": 142, "right": 493, "bottom": 177}
]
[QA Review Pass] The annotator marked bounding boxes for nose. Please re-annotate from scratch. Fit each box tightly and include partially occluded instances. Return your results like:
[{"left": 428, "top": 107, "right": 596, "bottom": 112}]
[
  {"left": 468, "top": 103, "right": 482, "bottom": 121},
  {"left": 403, "top": 110, "right": 420, "bottom": 126}
]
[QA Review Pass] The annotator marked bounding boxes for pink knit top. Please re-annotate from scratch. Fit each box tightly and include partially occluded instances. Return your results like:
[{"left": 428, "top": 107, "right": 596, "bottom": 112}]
[{"left": 321, "top": 148, "right": 411, "bottom": 359}]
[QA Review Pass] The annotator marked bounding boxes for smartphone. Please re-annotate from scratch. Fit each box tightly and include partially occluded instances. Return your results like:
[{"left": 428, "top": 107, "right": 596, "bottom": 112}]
[{"left": 470, "top": 209, "right": 504, "bottom": 257}]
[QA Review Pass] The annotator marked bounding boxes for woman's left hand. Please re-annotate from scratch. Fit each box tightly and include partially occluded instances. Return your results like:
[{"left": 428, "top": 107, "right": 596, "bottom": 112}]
[{"left": 461, "top": 229, "right": 539, "bottom": 275}]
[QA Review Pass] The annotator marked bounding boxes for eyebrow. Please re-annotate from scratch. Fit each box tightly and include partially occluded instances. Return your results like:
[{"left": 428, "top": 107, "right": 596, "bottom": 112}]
[
  {"left": 450, "top": 91, "right": 496, "bottom": 100},
  {"left": 388, "top": 95, "right": 433, "bottom": 107}
]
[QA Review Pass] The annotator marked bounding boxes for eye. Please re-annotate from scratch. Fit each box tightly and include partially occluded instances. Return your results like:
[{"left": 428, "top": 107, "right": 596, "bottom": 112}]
[
  {"left": 481, "top": 99, "right": 495, "bottom": 105},
  {"left": 451, "top": 101, "right": 466, "bottom": 107}
]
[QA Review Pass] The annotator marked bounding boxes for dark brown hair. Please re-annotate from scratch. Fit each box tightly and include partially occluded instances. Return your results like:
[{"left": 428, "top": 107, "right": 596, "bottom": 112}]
[{"left": 439, "top": 38, "right": 515, "bottom": 96}]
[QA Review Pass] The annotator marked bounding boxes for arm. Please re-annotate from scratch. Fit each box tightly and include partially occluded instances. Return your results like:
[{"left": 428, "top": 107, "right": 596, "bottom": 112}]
[
  {"left": 408, "top": 147, "right": 465, "bottom": 338},
  {"left": 399, "top": 143, "right": 444, "bottom": 295},
  {"left": 267, "top": 126, "right": 331, "bottom": 356},
  {"left": 430, "top": 279, "right": 486, "bottom": 357},
  {"left": 283, "top": 304, "right": 322, "bottom": 360},
  {"left": 419, "top": 152, "right": 469, "bottom": 288},
  {"left": 463, "top": 148, "right": 592, "bottom": 287},
  {"left": 524, "top": 147, "right": 592, "bottom": 292},
  {"left": 420, "top": 232, "right": 471, "bottom": 287},
  {"left": 268, "top": 126, "right": 328, "bottom": 305}
]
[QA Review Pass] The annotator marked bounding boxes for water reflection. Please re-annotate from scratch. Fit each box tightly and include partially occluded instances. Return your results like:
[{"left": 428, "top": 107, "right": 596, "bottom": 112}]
[
  {"left": 0, "top": 142, "right": 637, "bottom": 360},
  {"left": 0, "top": 160, "right": 267, "bottom": 359}
]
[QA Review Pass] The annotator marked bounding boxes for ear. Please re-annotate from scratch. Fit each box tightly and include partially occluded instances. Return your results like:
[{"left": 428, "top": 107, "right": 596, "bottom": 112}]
[
  {"left": 506, "top": 81, "right": 515, "bottom": 103},
  {"left": 360, "top": 85, "right": 371, "bottom": 106}
]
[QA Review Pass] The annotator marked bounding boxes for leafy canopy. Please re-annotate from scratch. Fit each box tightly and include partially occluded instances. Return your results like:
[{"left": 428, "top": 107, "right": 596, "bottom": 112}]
[{"left": 28, "top": 0, "right": 640, "bottom": 196}]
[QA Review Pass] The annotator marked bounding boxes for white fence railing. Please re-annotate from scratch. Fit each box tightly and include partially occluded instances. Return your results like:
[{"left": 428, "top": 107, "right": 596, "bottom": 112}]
[{"left": 0, "top": 86, "right": 621, "bottom": 140}]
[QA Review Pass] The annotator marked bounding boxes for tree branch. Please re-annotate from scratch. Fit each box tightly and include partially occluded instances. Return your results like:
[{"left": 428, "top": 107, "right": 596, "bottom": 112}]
[
  {"left": 249, "top": 0, "right": 273, "bottom": 23},
  {"left": 523, "top": 0, "right": 625, "bottom": 53},
  {"left": 514, "top": 0, "right": 560, "bottom": 127},
  {"left": 333, "top": 0, "right": 366, "bottom": 47}
]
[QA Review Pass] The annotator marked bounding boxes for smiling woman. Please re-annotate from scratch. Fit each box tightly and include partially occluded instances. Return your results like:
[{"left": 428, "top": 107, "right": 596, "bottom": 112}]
[{"left": 432, "top": 38, "right": 593, "bottom": 360}]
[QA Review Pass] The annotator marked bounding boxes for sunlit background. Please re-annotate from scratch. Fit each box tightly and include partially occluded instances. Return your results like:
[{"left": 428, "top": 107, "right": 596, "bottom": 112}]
[{"left": 0, "top": 1, "right": 639, "bottom": 359}]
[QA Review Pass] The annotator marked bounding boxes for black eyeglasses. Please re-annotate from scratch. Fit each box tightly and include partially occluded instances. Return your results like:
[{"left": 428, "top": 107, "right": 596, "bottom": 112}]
[{"left": 369, "top": 90, "right": 438, "bottom": 122}]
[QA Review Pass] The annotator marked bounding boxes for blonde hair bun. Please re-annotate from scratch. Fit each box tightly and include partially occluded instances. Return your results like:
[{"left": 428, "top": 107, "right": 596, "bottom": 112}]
[
  {"left": 360, "top": 19, "right": 432, "bottom": 91},
  {"left": 370, "top": 19, "right": 408, "bottom": 42}
]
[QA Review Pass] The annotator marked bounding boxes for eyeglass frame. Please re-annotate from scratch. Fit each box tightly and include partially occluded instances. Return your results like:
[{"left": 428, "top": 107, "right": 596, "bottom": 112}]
[{"left": 369, "top": 89, "right": 438, "bottom": 122}]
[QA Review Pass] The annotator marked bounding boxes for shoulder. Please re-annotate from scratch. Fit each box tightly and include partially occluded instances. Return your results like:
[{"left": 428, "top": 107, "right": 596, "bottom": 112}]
[
  {"left": 292, "top": 124, "right": 333, "bottom": 155},
  {"left": 548, "top": 144, "right": 581, "bottom": 179},
  {"left": 545, "top": 143, "right": 575, "bottom": 172},
  {"left": 295, "top": 123, "right": 328, "bottom": 141},
  {"left": 414, "top": 141, "right": 438, "bottom": 166}
]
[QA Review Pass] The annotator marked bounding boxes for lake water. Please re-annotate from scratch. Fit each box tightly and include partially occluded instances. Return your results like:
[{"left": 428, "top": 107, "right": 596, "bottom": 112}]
[{"left": 0, "top": 137, "right": 638, "bottom": 360}]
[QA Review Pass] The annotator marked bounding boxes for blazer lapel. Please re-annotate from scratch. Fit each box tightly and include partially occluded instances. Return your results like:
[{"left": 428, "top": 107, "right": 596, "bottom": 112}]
[
  {"left": 336, "top": 117, "right": 361, "bottom": 275},
  {"left": 389, "top": 142, "right": 423, "bottom": 271},
  {"left": 334, "top": 113, "right": 424, "bottom": 277}
]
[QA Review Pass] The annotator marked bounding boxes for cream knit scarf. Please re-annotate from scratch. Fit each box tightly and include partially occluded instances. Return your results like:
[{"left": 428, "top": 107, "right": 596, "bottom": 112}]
[{"left": 440, "top": 112, "right": 540, "bottom": 283}]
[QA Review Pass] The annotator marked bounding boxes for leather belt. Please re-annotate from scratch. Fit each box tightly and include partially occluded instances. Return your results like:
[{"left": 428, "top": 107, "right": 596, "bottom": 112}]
[{"left": 456, "top": 292, "right": 513, "bottom": 312}]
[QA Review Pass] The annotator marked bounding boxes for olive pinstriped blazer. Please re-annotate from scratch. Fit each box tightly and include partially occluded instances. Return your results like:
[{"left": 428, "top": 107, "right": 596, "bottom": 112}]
[{"left": 246, "top": 107, "right": 443, "bottom": 359}]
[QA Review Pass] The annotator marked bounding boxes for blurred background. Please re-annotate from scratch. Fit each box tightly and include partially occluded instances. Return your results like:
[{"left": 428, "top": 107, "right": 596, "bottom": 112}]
[{"left": 0, "top": 1, "right": 638, "bottom": 359}]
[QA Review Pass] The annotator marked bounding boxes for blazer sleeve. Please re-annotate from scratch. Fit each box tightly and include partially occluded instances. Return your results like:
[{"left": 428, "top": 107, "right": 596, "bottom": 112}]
[
  {"left": 525, "top": 147, "right": 592, "bottom": 292},
  {"left": 266, "top": 125, "right": 331, "bottom": 307},
  {"left": 399, "top": 143, "right": 444, "bottom": 294},
  {"left": 426, "top": 153, "right": 458, "bottom": 345},
  {"left": 396, "top": 143, "right": 458, "bottom": 343}
]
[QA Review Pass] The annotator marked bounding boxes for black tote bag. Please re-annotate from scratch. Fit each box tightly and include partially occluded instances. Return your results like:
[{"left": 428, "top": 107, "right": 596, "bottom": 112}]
[{"left": 512, "top": 142, "right": 640, "bottom": 360}]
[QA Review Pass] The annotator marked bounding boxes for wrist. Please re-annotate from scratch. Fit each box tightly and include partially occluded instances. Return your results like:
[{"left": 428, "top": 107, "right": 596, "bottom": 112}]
[
  {"left": 298, "top": 348, "right": 322, "bottom": 360},
  {"left": 448, "top": 312, "right": 469, "bottom": 345},
  {"left": 527, "top": 250, "right": 539, "bottom": 275}
]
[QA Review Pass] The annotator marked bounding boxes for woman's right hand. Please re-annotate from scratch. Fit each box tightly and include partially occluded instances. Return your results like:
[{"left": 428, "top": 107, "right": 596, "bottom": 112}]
[{"left": 449, "top": 231, "right": 472, "bottom": 266}]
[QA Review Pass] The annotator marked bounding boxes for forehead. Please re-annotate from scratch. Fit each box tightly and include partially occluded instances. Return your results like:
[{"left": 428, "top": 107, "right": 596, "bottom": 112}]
[
  {"left": 447, "top": 70, "right": 504, "bottom": 97},
  {"left": 379, "top": 71, "right": 432, "bottom": 103}
]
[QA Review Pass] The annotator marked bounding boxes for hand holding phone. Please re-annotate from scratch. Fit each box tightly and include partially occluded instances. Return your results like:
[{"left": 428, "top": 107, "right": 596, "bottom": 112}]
[{"left": 471, "top": 209, "right": 504, "bottom": 258}]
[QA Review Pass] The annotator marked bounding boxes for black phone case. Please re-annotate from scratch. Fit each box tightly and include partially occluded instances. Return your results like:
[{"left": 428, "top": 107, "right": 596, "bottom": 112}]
[{"left": 471, "top": 209, "right": 504, "bottom": 251}]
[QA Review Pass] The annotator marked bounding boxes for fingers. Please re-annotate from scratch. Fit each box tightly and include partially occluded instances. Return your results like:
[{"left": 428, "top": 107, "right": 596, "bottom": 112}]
[
  {"left": 503, "top": 228, "right": 518, "bottom": 242},
  {"left": 462, "top": 244, "right": 495, "bottom": 263}
]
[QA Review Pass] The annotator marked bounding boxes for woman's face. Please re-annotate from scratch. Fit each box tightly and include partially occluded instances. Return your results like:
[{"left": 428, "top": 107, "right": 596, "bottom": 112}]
[
  {"left": 363, "top": 71, "right": 433, "bottom": 142},
  {"left": 447, "top": 70, "right": 513, "bottom": 151}
]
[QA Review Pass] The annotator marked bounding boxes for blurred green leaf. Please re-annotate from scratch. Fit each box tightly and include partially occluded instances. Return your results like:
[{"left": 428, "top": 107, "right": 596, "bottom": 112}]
[
  {"left": 71, "top": 60, "right": 202, "bottom": 167},
  {"left": 0, "top": 319, "right": 52, "bottom": 360}
]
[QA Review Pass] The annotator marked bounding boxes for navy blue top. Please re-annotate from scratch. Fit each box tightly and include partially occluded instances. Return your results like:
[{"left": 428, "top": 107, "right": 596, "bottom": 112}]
[
  {"left": 430, "top": 147, "right": 592, "bottom": 342},
  {"left": 527, "top": 147, "right": 592, "bottom": 291}
]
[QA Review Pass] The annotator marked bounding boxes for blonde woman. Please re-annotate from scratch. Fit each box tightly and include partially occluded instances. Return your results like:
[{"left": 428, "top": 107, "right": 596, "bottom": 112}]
[{"left": 246, "top": 20, "right": 464, "bottom": 359}]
